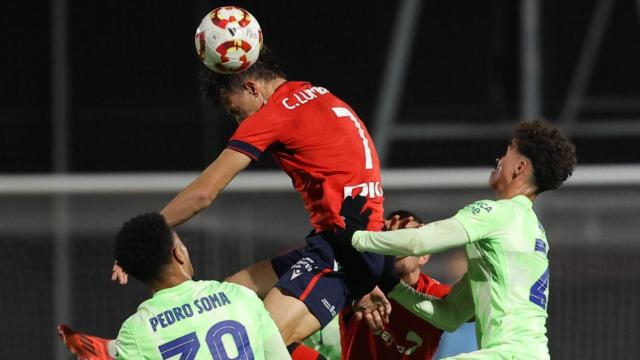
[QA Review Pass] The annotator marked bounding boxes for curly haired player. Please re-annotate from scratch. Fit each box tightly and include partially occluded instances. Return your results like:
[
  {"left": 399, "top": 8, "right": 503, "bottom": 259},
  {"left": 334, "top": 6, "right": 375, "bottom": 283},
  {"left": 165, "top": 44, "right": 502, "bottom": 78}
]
[{"left": 341, "top": 120, "right": 577, "bottom": 359}]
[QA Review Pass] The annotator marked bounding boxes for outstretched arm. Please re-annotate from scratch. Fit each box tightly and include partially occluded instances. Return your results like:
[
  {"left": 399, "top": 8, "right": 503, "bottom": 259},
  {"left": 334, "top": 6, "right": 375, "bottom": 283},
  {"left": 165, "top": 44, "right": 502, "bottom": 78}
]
[
  {"left": 161, "top": 149, "right": 252, "bottom": 227},
  {"left": 111, "top": 149, "right": 251, "bottom": 284},
  {"left": 351, "top": 217, "right": 470, "bottom": 256},
  {"left": 388, "top": 274, "right": 474, "bottom": 332}
]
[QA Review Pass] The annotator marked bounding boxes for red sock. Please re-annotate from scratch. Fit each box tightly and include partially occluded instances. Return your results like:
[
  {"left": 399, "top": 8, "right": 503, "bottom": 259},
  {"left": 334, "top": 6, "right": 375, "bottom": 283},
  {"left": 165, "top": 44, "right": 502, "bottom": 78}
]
[{"left": 287, "top": 342, "right": 327, "bottom": 360}]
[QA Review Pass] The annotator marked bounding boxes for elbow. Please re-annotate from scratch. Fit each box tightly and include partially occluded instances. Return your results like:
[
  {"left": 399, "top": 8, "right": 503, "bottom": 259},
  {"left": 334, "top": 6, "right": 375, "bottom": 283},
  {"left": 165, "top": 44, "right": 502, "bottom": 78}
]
[
  {"left": 408, "top": 237, "right": 428, "bottom": 256},
  {"left": 193, "top": 188, "right": 217, "bottom": 210}
]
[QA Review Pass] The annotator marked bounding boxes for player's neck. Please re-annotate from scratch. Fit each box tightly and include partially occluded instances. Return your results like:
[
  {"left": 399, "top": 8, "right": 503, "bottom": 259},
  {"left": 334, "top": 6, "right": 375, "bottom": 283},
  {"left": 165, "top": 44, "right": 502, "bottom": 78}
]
[
  {"left": 150, "top": 270, "right": 192, "bottom": 294},
  {"left": 261, "top": 77, "right": 287, "bottom": 100},
  {"left": 497, "top": 181, "right": 537, "bottom": 202}
]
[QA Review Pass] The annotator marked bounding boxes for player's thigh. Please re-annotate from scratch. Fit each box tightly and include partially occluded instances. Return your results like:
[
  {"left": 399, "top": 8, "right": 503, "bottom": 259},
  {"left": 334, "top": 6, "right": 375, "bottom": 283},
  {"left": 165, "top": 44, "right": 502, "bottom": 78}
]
[
  {"left": 225, "top": 260, "right": 278, "bottom": 299},
  {"left": 263, "top": 287, "right": 321, "bottom": 345}
]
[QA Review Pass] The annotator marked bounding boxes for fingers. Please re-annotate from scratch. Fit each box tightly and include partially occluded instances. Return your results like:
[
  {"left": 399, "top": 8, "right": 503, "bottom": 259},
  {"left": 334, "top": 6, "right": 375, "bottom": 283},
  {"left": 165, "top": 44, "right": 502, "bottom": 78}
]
[
  {"left": 354, "top": 311, "right": 364, "bottom": 321},
  {"left": 351, "top": 194, "right": 367, "bottom": 209},
  {"left": 380, "top": 303, "right": 391, "bottom": 324},
  {"left": 364, "top": 309, "right": 385, "bottom": 332},
  {"left": 111, "top": 263, "right": 129, "bottom": 285},
  {"left": 397, "top": 216, "right": 414, "bottom": 229},
  {"left": 387, "top": 215, "right": 415, "bottom": 230},
  {"left": 387, "top": 215, "right": 400, "bottom": 230},
  {"left": 385, "top": 300, "right": 392, "bottom": 319},
  {"left": 111, "top": 261, "right": 118, "bottom": 281}
]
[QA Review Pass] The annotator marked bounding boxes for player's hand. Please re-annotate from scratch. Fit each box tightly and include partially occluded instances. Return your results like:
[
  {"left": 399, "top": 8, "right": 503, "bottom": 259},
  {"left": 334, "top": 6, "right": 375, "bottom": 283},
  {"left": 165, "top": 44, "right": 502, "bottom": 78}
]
[
  {"left": 57, "top": 324, "right": 115, "bottom": 360},
  {"left": 111, "top": 261, "right": 128, "bottom": 285},
  {"left": 337, "top": 195, "right": 371, "bottom": 244},
  {"left": 353, "top": 286, "right": 391, "bottom": 332},
  {"left": 384, "top": 214, "right": 422, "bottom": 231},
  {"left": 340, "top": 195, "right": 371, "bottom": 230}
]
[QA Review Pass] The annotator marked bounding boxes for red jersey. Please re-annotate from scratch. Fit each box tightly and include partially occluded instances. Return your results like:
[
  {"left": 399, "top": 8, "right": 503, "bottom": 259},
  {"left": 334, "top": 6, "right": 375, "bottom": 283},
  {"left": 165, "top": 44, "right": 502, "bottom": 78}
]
[
  {"left": 228, "top": 81, "right": 384, "bottom": 231},
  {"left": 340, "top": 273, "right": 451, "bottom": 360}
]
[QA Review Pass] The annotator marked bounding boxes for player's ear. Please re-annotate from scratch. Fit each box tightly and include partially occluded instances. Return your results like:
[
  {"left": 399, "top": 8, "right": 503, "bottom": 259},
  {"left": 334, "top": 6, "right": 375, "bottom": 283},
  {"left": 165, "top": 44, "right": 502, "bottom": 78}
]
[
  {"left": 172, "top": 245, "right": 186, "bottom": 265},
  {"left": 515, "top": 157, "right": 530, "bottom": 176},
  {"left": 171, "top": 235, "right": 186, "bottom": 265},
  {"left": 243, "top": 81, "right": 259, "bottom": 96}
]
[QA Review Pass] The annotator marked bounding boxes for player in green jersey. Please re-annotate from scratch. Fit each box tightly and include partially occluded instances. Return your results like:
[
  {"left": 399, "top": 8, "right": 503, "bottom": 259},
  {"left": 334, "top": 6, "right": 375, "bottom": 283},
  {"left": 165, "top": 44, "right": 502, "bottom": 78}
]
[
  {"left": 66, "top": 212, "right": 291, "bottom": 359},
  {"left": 339, "top": 120, "right": 576, "bottom": 359}
]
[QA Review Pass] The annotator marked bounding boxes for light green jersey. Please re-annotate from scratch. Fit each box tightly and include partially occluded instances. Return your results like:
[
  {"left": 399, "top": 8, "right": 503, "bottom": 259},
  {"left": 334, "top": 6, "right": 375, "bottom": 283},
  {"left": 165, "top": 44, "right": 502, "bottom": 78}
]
[
  {"left": 452, "top": 195, "right": 549, "bottom": 359},
  {"left": 352, "top": 195, "right": 550, "bottom": 359},
  {"left": 115, "top": 280, "right": 289, "bottom": 360}
]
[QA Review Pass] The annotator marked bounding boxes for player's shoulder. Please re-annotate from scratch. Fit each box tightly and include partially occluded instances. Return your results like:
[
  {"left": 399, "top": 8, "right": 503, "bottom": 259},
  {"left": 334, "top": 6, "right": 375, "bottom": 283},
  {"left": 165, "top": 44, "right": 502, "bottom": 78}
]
[
  {"left": 460, "top": 199, "right": 503, "bottom": 215},
  {"left": 194, "top": 280, "right": 262, "bottom": 302}
]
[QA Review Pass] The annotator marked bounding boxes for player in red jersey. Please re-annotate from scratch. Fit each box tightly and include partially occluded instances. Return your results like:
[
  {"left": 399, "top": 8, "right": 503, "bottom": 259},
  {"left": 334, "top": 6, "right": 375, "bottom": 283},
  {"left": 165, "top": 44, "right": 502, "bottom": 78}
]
[
  {"left": 340, "top": 210, "right": 451, "bottom": 360},
  {"left": 109, "top": 48, "right": 389, "bottom": 360}
]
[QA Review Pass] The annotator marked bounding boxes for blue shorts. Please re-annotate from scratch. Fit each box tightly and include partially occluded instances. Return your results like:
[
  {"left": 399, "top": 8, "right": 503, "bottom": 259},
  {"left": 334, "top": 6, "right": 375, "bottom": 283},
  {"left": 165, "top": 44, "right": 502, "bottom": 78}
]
[{"left": 271, "top": 231, "right": 386, "bottom": 327}]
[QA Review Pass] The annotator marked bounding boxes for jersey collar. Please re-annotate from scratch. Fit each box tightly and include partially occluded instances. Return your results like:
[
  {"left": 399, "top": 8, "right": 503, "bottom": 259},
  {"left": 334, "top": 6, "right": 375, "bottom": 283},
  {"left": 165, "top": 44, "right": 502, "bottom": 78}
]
[
  {"left": 512, "top": 194, "right": 533, "bottom": 209},
  {"left": 153, "top": 279, "right": 195, "bottom": 298}
]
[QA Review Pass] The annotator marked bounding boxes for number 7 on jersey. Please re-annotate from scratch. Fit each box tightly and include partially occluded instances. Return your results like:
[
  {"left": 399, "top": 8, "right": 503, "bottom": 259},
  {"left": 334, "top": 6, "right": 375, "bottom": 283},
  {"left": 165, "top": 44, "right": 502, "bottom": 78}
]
[{"left": 332, "top": 107, "right": 373, "bottom": 170}]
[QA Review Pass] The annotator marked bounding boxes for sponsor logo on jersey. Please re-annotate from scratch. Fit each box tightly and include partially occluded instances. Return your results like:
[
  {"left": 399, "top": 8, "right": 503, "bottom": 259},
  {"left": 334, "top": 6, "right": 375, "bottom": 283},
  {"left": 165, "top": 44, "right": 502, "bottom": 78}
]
[{"left": 343, "top": 181, "right": 383, "bottom": 198}]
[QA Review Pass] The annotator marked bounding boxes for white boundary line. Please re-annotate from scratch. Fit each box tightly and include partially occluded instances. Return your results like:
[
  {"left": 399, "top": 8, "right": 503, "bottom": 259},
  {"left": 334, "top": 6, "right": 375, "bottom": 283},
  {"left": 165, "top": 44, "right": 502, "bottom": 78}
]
[{"left": 0, "top": 165, "right": 638, "bottom": 194}]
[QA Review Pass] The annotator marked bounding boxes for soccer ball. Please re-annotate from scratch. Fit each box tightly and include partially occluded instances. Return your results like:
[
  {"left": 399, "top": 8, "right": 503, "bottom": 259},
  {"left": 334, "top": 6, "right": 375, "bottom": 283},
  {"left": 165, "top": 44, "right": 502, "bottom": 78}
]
[{"left": 195, "top": 6, "right": 263, "bottom": 74}]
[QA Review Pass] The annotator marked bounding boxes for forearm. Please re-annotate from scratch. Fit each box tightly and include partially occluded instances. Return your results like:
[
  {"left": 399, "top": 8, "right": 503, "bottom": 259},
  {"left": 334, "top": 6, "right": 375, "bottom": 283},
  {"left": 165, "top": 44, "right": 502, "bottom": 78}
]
[
  {"left": 351, "top": 218, "right": 470, "bottom": 256},
  {"left": 161, "top": 179, "right": 222, "bottom": 228},
  {"left": 161, "top": 149, "right": 250, "bottom": 227},
  {"left": 388, "top": 276, "right": 474, "bottom": 332}
]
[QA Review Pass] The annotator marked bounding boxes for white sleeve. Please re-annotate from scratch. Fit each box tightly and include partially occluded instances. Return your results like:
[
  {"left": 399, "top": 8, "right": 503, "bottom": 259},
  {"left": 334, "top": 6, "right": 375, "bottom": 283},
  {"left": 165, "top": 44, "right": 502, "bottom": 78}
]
[
  {"left": 351, "top": 217, "right": 470, "bottom": 256},
  {"left": 388, "top": 274, "right": 475, "bottom": 332}
]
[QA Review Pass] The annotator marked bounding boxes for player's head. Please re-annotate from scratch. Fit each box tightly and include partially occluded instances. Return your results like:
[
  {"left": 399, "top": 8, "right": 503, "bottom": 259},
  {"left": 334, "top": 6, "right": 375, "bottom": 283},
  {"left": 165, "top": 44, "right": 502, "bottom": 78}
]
[
  {"left": 490, "top": 120, "right": 577, "bottom": 196},
  {"left": 385, "top": 210, "right": 430, "bottom": 277},
  {"left": 114, "top": 213, "right": 194, "bottom": 286},
  {"left": 201, "top": 46, "right": 286, "bottom": 123}
]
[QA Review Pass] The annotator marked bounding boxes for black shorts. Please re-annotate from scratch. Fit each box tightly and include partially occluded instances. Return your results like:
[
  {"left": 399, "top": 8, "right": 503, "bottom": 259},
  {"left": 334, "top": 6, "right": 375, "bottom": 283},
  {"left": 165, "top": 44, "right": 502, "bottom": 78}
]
[{"left": 271, "top": 231, "right": 386, "bottom": 327}]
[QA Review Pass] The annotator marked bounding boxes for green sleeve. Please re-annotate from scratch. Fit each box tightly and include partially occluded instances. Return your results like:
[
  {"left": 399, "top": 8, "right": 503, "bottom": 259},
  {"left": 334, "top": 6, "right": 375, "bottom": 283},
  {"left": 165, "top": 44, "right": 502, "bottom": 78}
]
[
  {"left": 453, "top": 199, "right": 512, "bottom": 242},
  {"left": 351, "top": 217, "right": 470, "bottom": 256},
  {"left": 114, "top": 322, "right": 142, "bottom": 360},
  {"left": 388, "top": 274, "right": 475, "bottom": 332}
]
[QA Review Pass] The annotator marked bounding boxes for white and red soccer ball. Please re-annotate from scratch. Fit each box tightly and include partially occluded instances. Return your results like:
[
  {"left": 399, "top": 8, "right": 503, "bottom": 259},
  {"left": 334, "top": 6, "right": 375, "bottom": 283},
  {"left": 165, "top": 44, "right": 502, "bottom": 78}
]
[{"left": 195, "top": 6, "right": 263, "bottom": 74}]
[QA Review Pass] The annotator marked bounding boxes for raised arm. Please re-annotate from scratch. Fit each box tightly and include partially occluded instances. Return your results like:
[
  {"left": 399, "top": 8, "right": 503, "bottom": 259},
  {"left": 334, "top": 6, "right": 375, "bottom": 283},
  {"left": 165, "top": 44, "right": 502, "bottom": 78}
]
[
  {"left": 351, "top": 217, "right": 470, "bottom": 256},
  {"left": 161, "top": 149, "right": 252, "bottom": 227},
  {"left": 388, "top": 274, "right": 475, "bottom": 332}
]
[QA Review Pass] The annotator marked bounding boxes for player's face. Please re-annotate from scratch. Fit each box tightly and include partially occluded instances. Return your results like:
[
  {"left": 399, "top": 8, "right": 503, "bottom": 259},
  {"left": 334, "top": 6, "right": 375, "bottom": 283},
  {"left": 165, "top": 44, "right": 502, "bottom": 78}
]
[
  {"left": 489, "top": 139, "right": 523, "bottom": 192},
  {"left": 221, "top": 87, "right": 264, "bottom": 124},
  {"left": 394, "top": 255, "right": 429, "bottom": 276}
]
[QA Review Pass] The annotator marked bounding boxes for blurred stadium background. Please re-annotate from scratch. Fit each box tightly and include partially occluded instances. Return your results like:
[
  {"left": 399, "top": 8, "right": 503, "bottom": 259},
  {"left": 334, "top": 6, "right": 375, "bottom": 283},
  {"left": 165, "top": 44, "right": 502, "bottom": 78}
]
[{"left": 2, "top": 0, "right": 639, "bottom": 359}]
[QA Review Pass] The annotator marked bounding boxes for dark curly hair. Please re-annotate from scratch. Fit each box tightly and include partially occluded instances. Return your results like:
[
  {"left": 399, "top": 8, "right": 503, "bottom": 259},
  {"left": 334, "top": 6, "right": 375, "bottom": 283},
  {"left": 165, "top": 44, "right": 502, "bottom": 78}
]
[
  {"left": 114, "top": 213, "right": 174, "bottom": 283},
  {"left": 514, "top": 120, "right": 577, "bottom": 194},
  {"left": 201, "top": 46, "right": 286, "bottom": 104}
]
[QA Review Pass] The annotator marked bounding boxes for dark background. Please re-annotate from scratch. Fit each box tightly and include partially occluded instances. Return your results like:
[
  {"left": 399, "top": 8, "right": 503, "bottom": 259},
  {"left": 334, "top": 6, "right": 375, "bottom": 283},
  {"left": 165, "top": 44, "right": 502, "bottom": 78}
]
[
  {"left": 1, "top": 1, "right": 640, "bottom": 359},
  {"left": 2, "top": 0, "right": 639, "bottom": 174}
]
